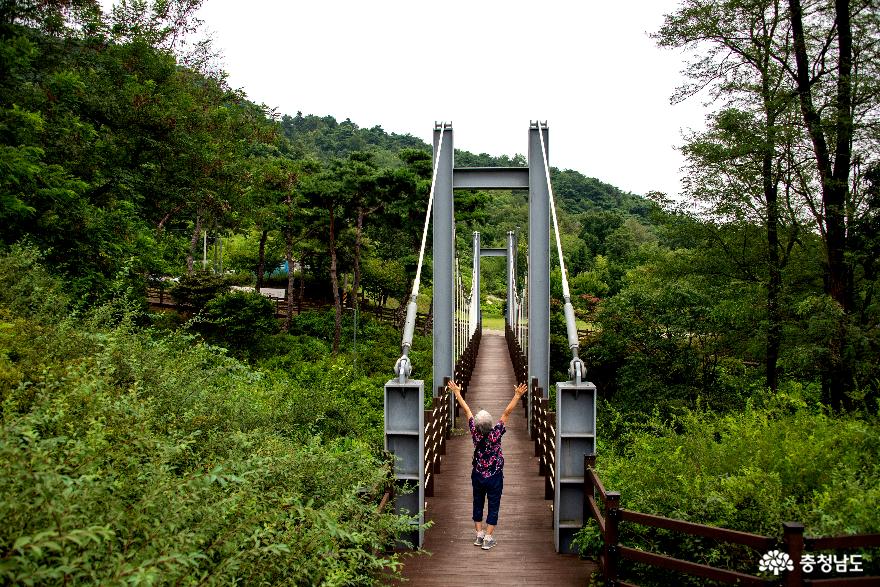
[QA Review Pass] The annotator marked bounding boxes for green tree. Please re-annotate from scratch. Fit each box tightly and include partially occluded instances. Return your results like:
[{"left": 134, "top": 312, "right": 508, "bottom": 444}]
[
  {"left": 656, "top": 0, "right": 805, "bottom": 393},
  {"left": 339, "top": 151, "right": 380, "bottom": 310},
  {"left": 786, "top": 0, "right": 879, "bottom": 407},
  {"left": 366, "top": 149, "right": 432, "bottom": 310},
  {"left": 655, "top": 0, "right": 879, "bottom": 401},
  {"left": 302, "top": 163, "right": 350, "bottom": 353}
]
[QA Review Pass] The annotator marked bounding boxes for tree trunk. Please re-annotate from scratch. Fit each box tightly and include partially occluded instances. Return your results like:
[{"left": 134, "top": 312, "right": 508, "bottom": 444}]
[
  {"left": 284, "top": 245, "right": 294, "bottom": 332},
  {"left": 788, "top": 0, "right": 854, "bottom": 409},
  {"left": 353, "top": 206, "right": 364, "bottom": 312},
  {"left": 157, "top": 203, "right": 184, "bottom": 233},
  {"left": 298, "top": 259, "right": 305, "bottom": 314},
  {"left": 765, "top": 140, "right": 781, "bottom": 394},
  {"left": 283, "top": 195, "right": 294, "bottom": 333},
  {"left": 762, "top": 71, "right": 781, "bottom": 393},
  {"left": 256, "top": 228, "right": 268, "bottom": 292},
  {"left": 186, "top": 210, "right": 202, "bottom": 275},
  {"left": 328, "top": 207, "right": 342, "bottom": 354}
]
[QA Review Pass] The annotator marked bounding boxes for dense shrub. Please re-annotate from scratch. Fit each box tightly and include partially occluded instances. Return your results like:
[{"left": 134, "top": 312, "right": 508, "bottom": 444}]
[
  {"left": 576, "top": 391, "right": 880, "bottom": 585},
  {"left": 586, "top": 256, "right": 761, "bottom": 417},
  {"left": 0, "top": 249, "right": 416, "bottom": 585},
  {"left": 170, "top": 272, "right": 230, "bottom": 313},
  {"left": 197, "top": 290, "right": 279, "bottom": 354},
  {"left": 0, "top": 244, "right": 71, "bottom": 321}
]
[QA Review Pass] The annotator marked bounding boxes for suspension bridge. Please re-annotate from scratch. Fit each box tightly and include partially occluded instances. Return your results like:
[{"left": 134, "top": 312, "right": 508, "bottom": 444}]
[{"left": 385, "top": 122, "right": 597, "bottom": 584}]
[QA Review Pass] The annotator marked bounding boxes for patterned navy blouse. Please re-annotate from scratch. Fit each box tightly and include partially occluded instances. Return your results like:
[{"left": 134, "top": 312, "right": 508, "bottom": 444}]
[{"left": 469, "top": 417, "right": 506, "bottom": 478}]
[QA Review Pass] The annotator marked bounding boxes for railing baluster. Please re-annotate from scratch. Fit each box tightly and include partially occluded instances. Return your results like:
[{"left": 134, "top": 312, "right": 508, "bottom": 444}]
[{"left": 605, "top": 491, "right": 621, "bottom": 584}]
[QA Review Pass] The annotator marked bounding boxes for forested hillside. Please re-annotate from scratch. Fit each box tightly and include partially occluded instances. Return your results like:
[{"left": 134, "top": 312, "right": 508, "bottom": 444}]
[{"left": 1, "top": 0, "right": 878, "bottom": 585}]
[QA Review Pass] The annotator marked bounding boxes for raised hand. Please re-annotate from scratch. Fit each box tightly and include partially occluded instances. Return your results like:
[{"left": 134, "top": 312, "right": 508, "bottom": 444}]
[
  {"left": 447, "top": 380, "right": 462, "bottom": 396},
  {"left": 514, "top": 383, "right": 527, "bottom": 398}
]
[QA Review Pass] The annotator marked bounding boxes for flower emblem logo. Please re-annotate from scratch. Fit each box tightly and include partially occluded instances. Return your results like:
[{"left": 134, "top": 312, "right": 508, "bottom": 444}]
[{"left": 759, "top": 550, "right": 794, "bottom": 575}]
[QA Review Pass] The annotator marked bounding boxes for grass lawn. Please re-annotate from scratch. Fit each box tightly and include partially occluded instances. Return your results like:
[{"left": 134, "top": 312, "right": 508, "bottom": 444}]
[
  {"left": 481, "top": 316, "right": 505, "bottom": 331},
  {"left": 480, "top": 315, "right": 589, "bottom": 332}
]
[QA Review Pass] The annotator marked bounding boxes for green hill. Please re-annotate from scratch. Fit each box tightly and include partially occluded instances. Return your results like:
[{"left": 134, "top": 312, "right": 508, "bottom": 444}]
[{"left": 279, "top": 112, "right": 652, "bottom": 218}]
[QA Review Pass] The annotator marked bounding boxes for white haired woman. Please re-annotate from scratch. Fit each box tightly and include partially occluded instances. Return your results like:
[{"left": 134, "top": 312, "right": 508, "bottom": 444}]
[{"left": 447, "top": 379, "right": 527, "bottom": 550}]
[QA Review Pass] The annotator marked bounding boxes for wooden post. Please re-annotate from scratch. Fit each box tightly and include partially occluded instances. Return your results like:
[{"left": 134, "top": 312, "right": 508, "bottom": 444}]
[
  {"left": 584, "top": 454, "right": 596, "bottom": 523},
  {"left": 439, "top": 385, "right": 451, "bottom": 439},
  {"left": 782, "top": 522, "right": 804, "bottom": 587},
  {"left": 425, "top": 461, "right": 434, "bottom": 497},
  {"left": 534, "top": 397, "right": 543, "bottom": 458},
  {"left": 424, "top": 407, "right": 432, "bottom": 480},
  {"left": 604, "top": 491, "right": 621, "bottom": 583},
  {"left": 546, "top": 411, "right": 556, "bottom": 499},
  {"left": 538, "top": 390, "right": 545, "bottom": 453},
  {"left": 436, "top": 399, "right": 446, "bottom": 457}
]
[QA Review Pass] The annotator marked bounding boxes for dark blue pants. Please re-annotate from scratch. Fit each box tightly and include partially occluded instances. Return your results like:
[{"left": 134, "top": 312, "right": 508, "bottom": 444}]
[{"left": 472, "top": 469, "right": 503, "bottom": 526}]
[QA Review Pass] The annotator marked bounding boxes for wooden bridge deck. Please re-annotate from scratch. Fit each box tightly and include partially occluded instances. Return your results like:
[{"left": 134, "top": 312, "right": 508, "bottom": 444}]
[{"left": 399, "top": 331, "right": 595, "bottom": 586}]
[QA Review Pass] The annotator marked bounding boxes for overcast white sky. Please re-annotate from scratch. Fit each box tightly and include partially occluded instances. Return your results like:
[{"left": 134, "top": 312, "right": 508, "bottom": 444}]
[{"left": 124, "top": 1, "right": 712, "bottom": 198}]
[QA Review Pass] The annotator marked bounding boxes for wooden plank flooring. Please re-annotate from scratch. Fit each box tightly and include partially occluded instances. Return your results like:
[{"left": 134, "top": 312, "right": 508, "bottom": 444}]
[{"left": 398, "top": 331, "right": 595, "bottom": 586}]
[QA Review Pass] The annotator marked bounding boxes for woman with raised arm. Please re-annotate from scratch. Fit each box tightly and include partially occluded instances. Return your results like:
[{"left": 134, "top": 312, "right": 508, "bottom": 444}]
[{"left": 447, "top": 379, "right": 528, "bottom": 550}]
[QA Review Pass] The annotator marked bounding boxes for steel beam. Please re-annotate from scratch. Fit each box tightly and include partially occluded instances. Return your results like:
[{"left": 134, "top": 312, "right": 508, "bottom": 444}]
[
  {"left": 473, "top": 232, "right": 481, "bottom": 335},
  {"left": 433, "top": 123, "right": 454, "bottom": 424},
  {"left": 507, "top": 231, "right": 516, "bottom": 326},
  {"left": 479, "top": 248, "right": 507, "bottom": 257},
  {"left": 528, "top": 122, "right": 550, "bottom": 422},
  {"left": 452, "top": 167, "right": 529, "bottom": 190}
]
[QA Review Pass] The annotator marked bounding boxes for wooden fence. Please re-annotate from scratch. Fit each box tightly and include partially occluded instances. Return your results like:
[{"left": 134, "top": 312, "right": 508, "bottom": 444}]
[
  {"left": 584, "top": 454, "right": 880, "bottom": 586},
  {"left": 531, "top": 379, "right": 556, "bottom": 501},
  {"left": 146, "top": 286, "right": 431, "bottom": 328},
  {"left": 504, "top": 323, "right": 528, "bottom": 385}
]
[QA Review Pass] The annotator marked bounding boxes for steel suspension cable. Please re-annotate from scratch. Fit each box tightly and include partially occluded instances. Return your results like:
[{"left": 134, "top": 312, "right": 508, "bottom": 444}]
[
  {"left": 395, "top": 122, "right": 448, "bottom": 381},
  {"left": 457, "top": 252, "right": 463, "bottom": 351},
  {"left": 537, "top": 122, "right": 570, "bottom": 300},
  {"left": 536, "top": 122, "right": 584, "bottom": 382},
  {"left": 412, "top": 122, "right": 446, "bottom": 299}
]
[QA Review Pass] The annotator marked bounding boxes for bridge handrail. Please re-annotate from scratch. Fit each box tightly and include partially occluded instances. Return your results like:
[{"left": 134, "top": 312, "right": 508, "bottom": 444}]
[
  {"left": 423, "top": 396, "right": 448, "bottom": 497},
  {"left": 524, "top": 377, "right": 556, "bottom": 501},
  {"left": 504, "top": 323, "right": 527, "bottom": 386}
]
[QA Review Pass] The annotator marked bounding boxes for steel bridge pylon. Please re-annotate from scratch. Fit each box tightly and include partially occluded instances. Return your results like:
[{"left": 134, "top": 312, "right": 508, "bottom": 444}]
[
  {"left": 431, "top": 122, "right": 552, "bottom": 422},
  {"left": 385, "top": 122, "right": 596, "bottom": 552}
]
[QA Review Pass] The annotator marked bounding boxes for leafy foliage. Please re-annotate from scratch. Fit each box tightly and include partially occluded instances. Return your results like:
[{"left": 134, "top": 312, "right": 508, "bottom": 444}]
[
  {"left": 2, "top": 1, "right": 879, "bottom": 582},
  {"left": 170, "top": 272, "right": 229, "bottom": 313},
  {"left": 575, "top": 395, "right": 880, "bottom": 584},
  {"left": 0, "top": 245, "right": 415, "bottom": 586},
  {"left": 197, "top": 290, "right": 279, "bottom": 354}
]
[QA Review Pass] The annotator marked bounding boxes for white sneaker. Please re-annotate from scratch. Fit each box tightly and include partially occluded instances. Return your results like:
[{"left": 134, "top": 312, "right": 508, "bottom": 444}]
[
  {"left": 481, "top": 535, "right": 497, "bottom": 550},
  {"left": 473, "top": 533, "right": 484, "bottom": 546}
]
